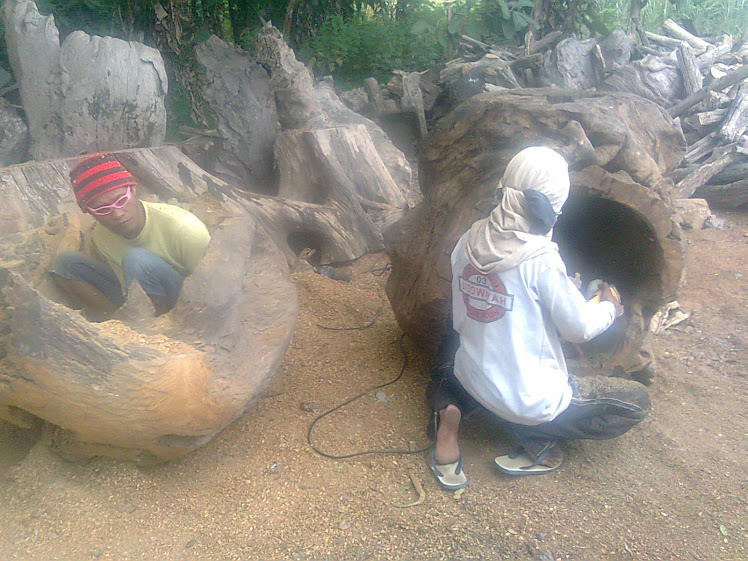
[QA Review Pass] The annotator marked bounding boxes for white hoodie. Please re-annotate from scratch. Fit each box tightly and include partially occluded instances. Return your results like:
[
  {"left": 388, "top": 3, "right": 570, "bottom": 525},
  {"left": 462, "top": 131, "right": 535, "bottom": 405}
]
[{"left": 451, "top": 233, "right": 616, "bottom": 425}]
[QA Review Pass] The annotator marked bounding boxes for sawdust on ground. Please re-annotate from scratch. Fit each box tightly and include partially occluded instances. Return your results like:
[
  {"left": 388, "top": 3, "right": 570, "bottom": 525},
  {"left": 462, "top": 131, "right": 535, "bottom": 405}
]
[{"left": 0, "top": 211, "right": 746, "bottom": 561}]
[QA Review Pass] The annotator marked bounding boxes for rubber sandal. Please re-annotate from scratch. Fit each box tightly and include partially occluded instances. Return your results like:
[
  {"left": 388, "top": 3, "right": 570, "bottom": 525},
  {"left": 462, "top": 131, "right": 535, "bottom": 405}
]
[
  {"left": 428, "top": 450, "right": 468, "bottom": 490},
  {"left": 494, "top": 443, "right": 564, "bottom": 476}
]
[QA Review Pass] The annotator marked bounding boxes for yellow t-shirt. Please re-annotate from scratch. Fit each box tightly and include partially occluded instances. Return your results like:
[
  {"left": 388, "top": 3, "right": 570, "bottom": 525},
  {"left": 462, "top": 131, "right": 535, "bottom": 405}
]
[{"left": 92, "top": 201, "right": 211, "bottom": 285}]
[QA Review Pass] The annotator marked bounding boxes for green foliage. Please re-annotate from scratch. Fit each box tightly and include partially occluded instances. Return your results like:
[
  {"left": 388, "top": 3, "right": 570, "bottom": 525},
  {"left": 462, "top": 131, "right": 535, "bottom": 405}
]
[
  {"left": 597, "top": 0, "right": 748, "bottom": 37},
  {"left": 410, "top": 0, "right": 537, "bottom": 55},
  {"left": 298, "top": 9, "right": 445, "bottom": 88}
]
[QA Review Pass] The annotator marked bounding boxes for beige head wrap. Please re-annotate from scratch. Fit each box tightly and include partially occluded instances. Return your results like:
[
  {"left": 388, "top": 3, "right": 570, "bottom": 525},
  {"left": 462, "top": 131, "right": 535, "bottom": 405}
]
[{"left": 465, "top": 147, "right": 570, "bottom": 274}]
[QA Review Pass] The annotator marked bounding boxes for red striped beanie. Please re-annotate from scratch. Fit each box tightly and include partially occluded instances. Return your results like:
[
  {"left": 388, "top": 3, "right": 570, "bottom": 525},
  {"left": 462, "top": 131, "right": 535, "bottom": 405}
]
[{"left": 70, "top": 154, "right": 137, "bottom": 211}]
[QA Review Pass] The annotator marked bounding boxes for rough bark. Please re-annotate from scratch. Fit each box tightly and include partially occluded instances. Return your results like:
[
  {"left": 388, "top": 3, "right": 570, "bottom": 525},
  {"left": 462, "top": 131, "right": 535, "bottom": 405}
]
[
  {"left": 0, "top": 98, "right": 29, "bottom": 166},
  {"left": 694, "top": 177, "right": 748, "bottom": 208},
  {"left": 1, "top": 0, "right": 167, "bottom": 160},
  {"left": 194, "top": 35, "right": 277, "bottom": 186},
  {"left": 674, "top": 144, "right": 743, "bottom": 199},
  {"left": 669, "top": 64, "right": 748, "bottom": 117},
  {"left": 677, "top": 43, "right": 703, "bottom": 97},
  {"left": 385, "top": 90, "right": 685, "bottom": 379},
  {"left": 719, "top": 83, "right": 748, "bottom": 142},
  {"left": 254, "top": 23, "right": 324, "bottom": 130},
  {"left": 663, "top": 18, "right": 709, "bottom": 55},
  {"left": 1, "top": 0, "right": 63, "bottom": 159},
  {"left": 0, "top": 205, "right": 297, "bottom": 464}
]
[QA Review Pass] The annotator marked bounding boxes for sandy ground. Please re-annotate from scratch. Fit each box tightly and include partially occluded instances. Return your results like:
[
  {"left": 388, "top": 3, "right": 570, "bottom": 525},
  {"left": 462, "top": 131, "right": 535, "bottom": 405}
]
[{"left": 0, "top": 209, "right": 746, "bottom": 561}]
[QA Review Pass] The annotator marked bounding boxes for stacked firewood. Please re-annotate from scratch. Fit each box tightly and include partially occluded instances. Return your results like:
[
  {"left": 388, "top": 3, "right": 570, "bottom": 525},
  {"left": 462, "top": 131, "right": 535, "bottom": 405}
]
[
  {"left": 348, "top": 20, "right": 748, "bottom": 207},
  {"left": 646, "top": 21, "right": 748, "bottom": 207}
]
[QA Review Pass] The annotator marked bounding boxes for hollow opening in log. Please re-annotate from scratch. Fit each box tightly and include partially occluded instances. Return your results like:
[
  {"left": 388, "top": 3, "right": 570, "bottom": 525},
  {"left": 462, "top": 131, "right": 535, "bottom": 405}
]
[
  {"left": 554, "top": 194, "right": 665, "bottom": 353},
  {"left": 0, "top": 417, "right": 41, "bottom": 468},
  {"left": 287, "top": 230, "right": 328, "bottom": 266}
]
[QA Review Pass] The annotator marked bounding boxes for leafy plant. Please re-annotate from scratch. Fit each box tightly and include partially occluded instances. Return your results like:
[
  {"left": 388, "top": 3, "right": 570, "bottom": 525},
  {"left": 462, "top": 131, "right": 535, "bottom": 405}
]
[
  {"left": 410, "top": 0, "right": 537, "bottom": 57},
  {"left": 299, "top": 9, "right": 445, "bottom": 88},
  {"left": 596, "top": 0, "right": 748, "bottom": 37}
]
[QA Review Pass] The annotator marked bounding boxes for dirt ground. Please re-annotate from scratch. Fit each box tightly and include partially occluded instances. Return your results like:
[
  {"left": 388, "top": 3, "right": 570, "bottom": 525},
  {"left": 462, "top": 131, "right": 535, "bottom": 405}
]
[{"left": 0, "top": 208, "right": 746, "bottom": 561}]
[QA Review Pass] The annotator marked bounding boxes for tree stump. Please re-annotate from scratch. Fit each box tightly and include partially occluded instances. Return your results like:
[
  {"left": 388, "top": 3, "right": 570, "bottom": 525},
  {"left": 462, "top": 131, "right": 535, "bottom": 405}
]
[
  {"left": 386, "top": 89, "right": 686, "bottom": 379},
  {"left": 0, "top": 149, "right": 298, "bottom": 463}
]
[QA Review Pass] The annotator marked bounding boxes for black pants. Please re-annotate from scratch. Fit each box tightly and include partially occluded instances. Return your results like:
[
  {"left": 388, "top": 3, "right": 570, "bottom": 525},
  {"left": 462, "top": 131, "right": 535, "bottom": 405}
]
[{"left": 429, "top": 330, "right": 650, "bottom": 447}]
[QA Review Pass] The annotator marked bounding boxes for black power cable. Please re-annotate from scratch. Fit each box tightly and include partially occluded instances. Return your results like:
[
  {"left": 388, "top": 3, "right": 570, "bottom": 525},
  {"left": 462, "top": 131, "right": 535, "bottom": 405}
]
[{"left": 307, "top": 334, "right": 432, "bottom": 459}]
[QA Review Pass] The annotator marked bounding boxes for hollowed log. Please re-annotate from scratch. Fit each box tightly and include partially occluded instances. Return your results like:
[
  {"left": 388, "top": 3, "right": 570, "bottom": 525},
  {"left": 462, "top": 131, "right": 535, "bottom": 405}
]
[{"left": 385, "top": 90, "right": 685, "bottom": 379}]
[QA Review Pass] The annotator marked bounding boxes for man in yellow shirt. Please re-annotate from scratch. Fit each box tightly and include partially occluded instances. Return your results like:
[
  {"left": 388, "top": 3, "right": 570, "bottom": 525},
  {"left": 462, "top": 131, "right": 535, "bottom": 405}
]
[{"left": 50, "top": 153, "right": 211, "bottom": 319}]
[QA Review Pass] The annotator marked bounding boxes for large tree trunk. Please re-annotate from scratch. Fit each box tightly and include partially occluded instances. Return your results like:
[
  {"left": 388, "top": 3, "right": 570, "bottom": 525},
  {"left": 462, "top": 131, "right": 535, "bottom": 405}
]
[
  {"left": 386, "top": 89, "right": 686, "bottom": 381},
  {"left": 0, "top": 148, "right": 298, "bottom": 463}
]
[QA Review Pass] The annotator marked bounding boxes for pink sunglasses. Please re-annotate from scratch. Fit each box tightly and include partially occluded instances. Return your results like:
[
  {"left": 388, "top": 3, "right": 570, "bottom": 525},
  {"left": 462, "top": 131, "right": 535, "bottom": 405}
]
[{"left": 87, "top": 186, "right": 132, "bottom": 216}]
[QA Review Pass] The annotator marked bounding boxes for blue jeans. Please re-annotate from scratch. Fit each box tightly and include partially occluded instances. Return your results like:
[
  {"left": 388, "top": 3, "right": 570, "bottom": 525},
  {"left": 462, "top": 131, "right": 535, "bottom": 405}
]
[{"left": 50, "top": 249, "right": 185, "bottom": 309}]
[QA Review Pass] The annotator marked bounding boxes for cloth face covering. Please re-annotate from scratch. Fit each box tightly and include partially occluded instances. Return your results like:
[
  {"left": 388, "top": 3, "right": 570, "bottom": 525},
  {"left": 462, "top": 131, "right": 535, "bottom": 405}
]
[{"left": 466, "top": 147, "right": 571, "bottom": 274}]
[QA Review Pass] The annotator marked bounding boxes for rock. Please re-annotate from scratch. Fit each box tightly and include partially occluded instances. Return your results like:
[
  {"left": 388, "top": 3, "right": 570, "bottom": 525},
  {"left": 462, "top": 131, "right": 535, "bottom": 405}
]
[
  {"left": 0, "top": 98, "right": 29, "bottom": 166},
  {"left": 704, "top": 214, "right": 725, "bottom": 229},
  {"left": 194, "top": 35, "right": 277, "bottom": 187},
  {"left": 674, "top": 198, "right": 711, "bottom": 230}
]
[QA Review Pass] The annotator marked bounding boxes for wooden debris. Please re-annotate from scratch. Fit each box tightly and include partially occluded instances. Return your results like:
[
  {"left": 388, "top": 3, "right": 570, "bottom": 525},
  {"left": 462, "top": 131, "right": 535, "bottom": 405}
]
[
  {"left": 662, "top": 18, "right": 709, "bottom": 55},
  {"left": 719, "top": 83, "right": 748, "bottom": 142},
  {"left": 675, "top": 143, "right": 744, "bottom": 199},
  {"left": 677, "top": 43, "right": 703, "bottom": 96},
  {"left": 669, "top": 64, "right": 748, "bottom": 117}
]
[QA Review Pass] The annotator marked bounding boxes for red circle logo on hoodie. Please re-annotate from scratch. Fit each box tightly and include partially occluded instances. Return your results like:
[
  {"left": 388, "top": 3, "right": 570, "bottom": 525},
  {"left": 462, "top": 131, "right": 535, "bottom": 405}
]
[{"left": 459, "top": 264, "right": 514, "bottom": 322}]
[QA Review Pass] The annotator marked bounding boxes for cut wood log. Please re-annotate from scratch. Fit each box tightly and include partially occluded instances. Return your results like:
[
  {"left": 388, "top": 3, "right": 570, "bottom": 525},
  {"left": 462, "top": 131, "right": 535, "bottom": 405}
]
[
  {"left": 662, "top": 18, "right": 709, "bottom": 55},
  {"left": 194, "top": 35, "right": 277, "bottom": 186},
  {"left": 684, "top": 133, "right": 718, "bottom": 164},
  {"left": 0, "top": 210, "right": 297, "bottom": 463},
  {"left": 697, "top": 36, "right": 734, "bottom": 70},
  {"left": 677, "top": 43, "right": 703, "bottom": 96},
  {"left": 719, "top": 83, "right": 748, "bottom": 142},
  {"left": 693, "top": 177, "right": 748, "bottom": 207},
  {"left": 527, "top": 31, "right": 563, "bottom": 55},
  {"left": 674, "top": 143, "right": 744, "bottom": 199},
  {"left": 386, "top": 90, "right": 685, "bottom": 380},
  {"left": 644, "top": 31, "right": 685, "bottom": 51},
  {"left": 685, "top": 108, "right": 729, "bottom": 128},
  {"left": 669, "top": 64, "right": 748, "bottom": 117},
  {"left": 364, "top": 77, "right": 389, "bottom": 115},
  {"left": 400, "top": 72, "right": 428, "bottom": 139},
  {"left": 255, "top": 23, "right": 324, "bottom": 129},
  {"left": 710, "top": 160, "right": 748, "bottom": 184}
]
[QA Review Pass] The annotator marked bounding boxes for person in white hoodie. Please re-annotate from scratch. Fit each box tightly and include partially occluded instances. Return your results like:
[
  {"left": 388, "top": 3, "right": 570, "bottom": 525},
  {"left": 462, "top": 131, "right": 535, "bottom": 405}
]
[{"left": 428, "top": 147, "right": 650, "bottom": 489}]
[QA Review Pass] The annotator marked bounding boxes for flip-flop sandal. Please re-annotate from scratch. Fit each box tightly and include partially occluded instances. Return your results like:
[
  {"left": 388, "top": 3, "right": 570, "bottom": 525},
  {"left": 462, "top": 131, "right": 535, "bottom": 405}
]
[
  {"left": 494, "top": 444, "right": 564, "bottom": 476},
  {"left": 428, "top": 450, "right": 468, "bottom": 490}
]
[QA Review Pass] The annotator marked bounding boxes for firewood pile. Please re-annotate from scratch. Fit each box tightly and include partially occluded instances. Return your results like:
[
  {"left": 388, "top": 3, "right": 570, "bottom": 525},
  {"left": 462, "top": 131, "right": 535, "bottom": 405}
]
[{"left": 345, "top": 20, "right": 748, "bottom": 207}]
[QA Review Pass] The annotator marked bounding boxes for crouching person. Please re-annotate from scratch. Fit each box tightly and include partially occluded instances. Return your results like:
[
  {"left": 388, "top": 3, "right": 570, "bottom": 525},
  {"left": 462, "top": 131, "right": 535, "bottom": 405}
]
[
  {"left": 428, "top": 147, "right": 650, "bottom": 490},
  {"left": 50, "top": 153, "right": 211, "bottom": 320}
]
